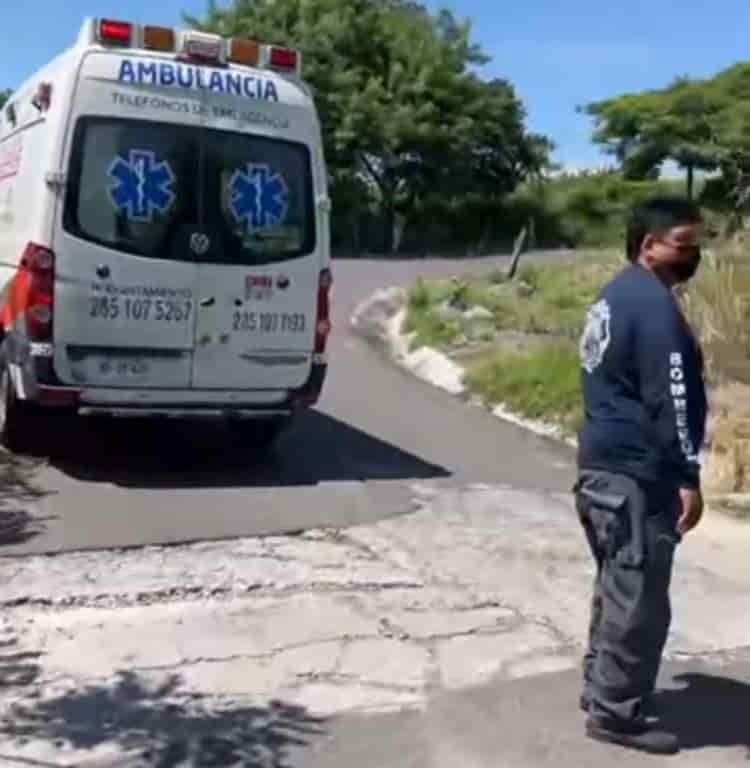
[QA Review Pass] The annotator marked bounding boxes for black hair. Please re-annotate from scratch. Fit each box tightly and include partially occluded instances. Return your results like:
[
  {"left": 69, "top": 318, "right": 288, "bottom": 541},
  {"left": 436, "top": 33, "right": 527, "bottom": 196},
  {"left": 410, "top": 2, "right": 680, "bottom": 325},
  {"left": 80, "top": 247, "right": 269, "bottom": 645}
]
[{"left": 625, "top": 195, "right": 703, "bottom": 263}]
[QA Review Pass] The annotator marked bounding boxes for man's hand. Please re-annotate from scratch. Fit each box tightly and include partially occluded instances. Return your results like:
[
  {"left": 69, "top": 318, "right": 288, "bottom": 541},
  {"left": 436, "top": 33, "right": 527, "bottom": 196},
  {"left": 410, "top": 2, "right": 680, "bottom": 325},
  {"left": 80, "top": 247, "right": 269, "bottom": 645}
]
[{"left": 677, "top": 487, "right": 704, "bottom": 535}]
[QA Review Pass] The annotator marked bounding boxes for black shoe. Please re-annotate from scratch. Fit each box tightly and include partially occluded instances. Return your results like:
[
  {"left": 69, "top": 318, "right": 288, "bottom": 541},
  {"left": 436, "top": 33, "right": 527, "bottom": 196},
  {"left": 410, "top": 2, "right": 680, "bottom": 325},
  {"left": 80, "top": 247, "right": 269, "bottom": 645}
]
[
  {"left": 580, "top": 693, "right": 655, "bottom": 715},
  {"left": 586, "top": 717, "right": 679, "bottom": 755}
]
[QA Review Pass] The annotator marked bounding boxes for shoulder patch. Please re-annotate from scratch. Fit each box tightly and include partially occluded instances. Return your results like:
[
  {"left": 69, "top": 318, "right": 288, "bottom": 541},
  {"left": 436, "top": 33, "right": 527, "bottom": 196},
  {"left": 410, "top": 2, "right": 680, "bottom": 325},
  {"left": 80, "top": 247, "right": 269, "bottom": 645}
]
[{"left": 579, "top": 298, "right": 611, "bottom": 373}]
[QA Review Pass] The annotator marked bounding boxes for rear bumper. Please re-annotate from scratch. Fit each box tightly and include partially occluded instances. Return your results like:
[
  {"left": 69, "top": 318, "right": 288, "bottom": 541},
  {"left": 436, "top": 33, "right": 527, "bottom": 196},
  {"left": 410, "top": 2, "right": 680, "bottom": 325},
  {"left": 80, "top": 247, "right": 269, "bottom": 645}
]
[
  {"left": 14, "top": 347, "right": 328, "bottom": 417},
  {"left": 78, "top": 406, "right": 293, "bottom": 419},
  {"left": 76, "top": 387, "right": 294, "bottom": 419}
]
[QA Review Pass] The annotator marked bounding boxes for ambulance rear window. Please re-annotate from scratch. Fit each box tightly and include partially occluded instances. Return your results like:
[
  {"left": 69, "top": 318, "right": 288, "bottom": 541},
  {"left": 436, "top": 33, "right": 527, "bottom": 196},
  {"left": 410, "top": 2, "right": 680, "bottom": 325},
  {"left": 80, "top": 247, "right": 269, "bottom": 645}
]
[
  {"left": 63, "top": 117, "right": 315, "bottom": 265},
  {"left": 207, "top": 133, "right": 315, "bottom": 266},
  {"left": 64, "top": 118, "right": 198, "bottom": 262}
]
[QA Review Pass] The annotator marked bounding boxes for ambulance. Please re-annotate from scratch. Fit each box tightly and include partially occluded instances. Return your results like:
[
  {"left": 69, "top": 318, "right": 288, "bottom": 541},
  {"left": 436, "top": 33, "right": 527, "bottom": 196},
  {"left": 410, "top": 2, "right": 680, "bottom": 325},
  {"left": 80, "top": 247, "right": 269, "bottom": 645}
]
[{"left": 0, "top": 18, "right": 332, "bottom": 454}]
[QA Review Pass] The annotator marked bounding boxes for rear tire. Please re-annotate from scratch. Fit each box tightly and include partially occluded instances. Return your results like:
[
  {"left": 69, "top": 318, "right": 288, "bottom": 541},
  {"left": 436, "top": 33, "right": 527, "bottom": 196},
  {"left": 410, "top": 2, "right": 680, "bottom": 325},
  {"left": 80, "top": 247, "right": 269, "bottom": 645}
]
[{"left": 0, "top": 355, "right": 41, "bottom": 455}]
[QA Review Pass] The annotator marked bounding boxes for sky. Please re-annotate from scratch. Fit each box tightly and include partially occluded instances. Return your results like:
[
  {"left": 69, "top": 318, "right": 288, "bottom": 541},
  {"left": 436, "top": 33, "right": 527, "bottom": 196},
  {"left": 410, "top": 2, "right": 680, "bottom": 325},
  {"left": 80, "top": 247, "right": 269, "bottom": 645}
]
[{"left": 4, "top": 0, "right": 750, "bottom": 171}]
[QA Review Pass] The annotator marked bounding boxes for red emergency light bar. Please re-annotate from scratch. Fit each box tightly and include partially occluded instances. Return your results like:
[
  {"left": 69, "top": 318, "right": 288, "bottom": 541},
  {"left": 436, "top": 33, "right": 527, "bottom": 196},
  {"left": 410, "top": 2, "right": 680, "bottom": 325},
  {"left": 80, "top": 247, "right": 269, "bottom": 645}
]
[
  {"left": 268, "top": 46, "right": 299, "bottom": 72},
  {"left": 98, "top": 19, "right": 133, "bottom": 46},
  {"left": 92, "top": 19, "right": 302, "bottom": 76}
]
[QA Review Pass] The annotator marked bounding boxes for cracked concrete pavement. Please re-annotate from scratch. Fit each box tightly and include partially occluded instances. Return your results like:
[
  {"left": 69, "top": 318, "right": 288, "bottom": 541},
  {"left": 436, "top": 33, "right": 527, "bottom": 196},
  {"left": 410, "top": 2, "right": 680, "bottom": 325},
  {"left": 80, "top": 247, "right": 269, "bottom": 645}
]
[
  {"left": 2, "top": 484, "right": 750, "bottom": 766},
  {"left": 1, "top": 256, "right": 750, "bottom": 766}
]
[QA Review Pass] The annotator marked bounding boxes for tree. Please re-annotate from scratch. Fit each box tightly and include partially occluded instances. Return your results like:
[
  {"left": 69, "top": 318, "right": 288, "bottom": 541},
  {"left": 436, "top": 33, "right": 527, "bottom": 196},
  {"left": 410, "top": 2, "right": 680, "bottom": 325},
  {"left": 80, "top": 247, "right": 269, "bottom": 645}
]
[
  {"left": 700, "top": 64, "right": 750, "bottom": 219},
  {"left": 0, "top": 90, "right": 10, "bottom": 110},
  {"left": 186, "top": 0, "right": 550, "bottom": 252},
  {"left": 414, "top": 75, "right": 554, "bottom": 250},
  {"left": 581, "top": 77, "right": 723, "bottom": 198},
  {"left": 582, "top": 61, "right": 750, "bottom": 220}
]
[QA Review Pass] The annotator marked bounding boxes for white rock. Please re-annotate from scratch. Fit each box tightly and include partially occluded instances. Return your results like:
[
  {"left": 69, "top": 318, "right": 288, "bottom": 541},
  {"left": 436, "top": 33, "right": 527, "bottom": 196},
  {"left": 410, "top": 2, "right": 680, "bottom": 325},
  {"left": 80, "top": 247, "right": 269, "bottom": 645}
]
[
  {"left": 463, "top": 305, "right": 494, "bottom": 321},
  {"left": 350, "top": 286, "right": 406, "bottom": 349}
]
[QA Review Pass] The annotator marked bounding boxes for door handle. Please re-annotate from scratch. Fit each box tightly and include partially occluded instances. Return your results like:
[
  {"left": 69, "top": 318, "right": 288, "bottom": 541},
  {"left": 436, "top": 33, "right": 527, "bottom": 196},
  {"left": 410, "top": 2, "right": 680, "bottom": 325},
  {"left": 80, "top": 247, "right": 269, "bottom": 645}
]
[{"left": 199, "top": 297, "right": 215, "bottom": 307}]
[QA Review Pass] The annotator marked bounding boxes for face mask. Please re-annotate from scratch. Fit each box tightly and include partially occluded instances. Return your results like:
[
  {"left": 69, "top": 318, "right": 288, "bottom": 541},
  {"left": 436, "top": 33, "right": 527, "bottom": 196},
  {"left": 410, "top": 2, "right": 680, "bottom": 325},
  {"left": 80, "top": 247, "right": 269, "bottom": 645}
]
[
  {"left": 656, "top": 247, "right": 701, "bottom": 284},
  {"left": 671, "top": 248, "right": 701, "bottom": 282}
]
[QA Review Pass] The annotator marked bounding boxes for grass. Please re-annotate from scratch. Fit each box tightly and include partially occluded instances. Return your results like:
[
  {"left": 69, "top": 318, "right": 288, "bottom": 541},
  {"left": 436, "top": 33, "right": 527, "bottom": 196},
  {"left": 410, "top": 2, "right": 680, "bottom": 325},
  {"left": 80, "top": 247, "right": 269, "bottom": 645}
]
[
  {"left": 403, "top": 277, "right": 463, "bottom": 348},
  {"left": 681, "top": 241, "right": 750, "bottom": 498},
  {"left": 681, "top": 240, "right": 750, "bottom": 387},
  {"left": 403, "top": 241, "right": 750, "bottom": 465},
  {"left": 403, "top": 251, "right": 620, "bottom": 352},
  {"left": 402, "top": 251, "right": 620, "bottom": 434},
  {"left": 463, "top": 341, "right": 584, "bottom": 435},
  {"left": 403, "top": 242, "right": 750, "bottom": 454}
]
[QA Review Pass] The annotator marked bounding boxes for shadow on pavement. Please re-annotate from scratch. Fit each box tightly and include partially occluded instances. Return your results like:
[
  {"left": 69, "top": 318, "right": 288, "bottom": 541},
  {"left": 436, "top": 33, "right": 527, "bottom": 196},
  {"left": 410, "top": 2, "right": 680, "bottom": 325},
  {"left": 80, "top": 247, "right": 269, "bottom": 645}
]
[
  {"left": 656, "top": 672, "right": 750, "bottom": 752},
  {"left": 0, "top": 670, "right": 326, "bottom": 767},
  {"left": 0, "top": 452, "right": 55, "bottom": 548},
  {"left": 0, "top": 640, "right": 43, "bottom": 690},
  {"left": 48, "top": 408, "right": 451, "bottom": 490}
]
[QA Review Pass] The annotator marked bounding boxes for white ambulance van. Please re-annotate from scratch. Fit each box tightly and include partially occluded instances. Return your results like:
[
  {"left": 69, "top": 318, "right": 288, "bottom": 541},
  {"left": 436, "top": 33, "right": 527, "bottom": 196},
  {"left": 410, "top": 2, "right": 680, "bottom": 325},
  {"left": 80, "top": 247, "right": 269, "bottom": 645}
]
[{"left": 0, "top": 18, "right": 332, "bottom": 454}]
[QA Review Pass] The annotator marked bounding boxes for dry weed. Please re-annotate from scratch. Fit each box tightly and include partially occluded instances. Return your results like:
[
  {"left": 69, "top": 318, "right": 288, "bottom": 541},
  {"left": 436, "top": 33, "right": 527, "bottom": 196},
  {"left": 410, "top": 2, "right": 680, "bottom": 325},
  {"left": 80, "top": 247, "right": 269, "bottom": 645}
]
[
  {"left": 702, "top": 381, "right": 750, "bottom": 494},
  {"left": 681, "top": 241, "right": 750, "bottom": 386}
]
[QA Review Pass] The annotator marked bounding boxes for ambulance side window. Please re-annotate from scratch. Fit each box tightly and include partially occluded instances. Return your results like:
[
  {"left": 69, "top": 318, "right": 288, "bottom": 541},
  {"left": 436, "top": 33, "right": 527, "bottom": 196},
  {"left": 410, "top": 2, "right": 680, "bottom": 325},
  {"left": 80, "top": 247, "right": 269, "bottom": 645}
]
[{"left": 63, "top": 118, "right": 198, "bottom": 261}]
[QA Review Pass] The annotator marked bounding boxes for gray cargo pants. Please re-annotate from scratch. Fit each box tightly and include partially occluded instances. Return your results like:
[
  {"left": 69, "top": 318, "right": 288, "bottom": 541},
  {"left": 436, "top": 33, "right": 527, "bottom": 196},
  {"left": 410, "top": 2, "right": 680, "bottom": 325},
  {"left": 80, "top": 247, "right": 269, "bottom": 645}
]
[{"left": 573, "top": 469, "right": 682, "bottom": 724}]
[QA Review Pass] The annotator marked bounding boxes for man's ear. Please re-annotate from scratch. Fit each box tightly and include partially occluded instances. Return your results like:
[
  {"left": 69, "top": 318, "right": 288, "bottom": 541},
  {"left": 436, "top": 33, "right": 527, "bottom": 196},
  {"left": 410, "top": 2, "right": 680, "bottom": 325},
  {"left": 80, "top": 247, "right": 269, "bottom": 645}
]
[{"left": 640, "top": 233, "right": 656, "bottom": 259}]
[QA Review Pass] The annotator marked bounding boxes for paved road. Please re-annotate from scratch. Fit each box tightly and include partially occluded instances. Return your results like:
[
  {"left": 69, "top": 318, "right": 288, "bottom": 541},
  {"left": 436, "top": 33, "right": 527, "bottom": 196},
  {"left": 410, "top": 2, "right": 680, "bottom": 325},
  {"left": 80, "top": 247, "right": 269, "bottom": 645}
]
[
  {"left": 295, "top": 655, "right": 750, "bottom": 768},
  {"left": 0, "top": 252, "right": 577, "bottom": 556},
  {"left": 1, "top": 252, "right": 749, "bottom": 767},
  {"left": 1, "top": 483, "right": 749, "bottom": 767}
]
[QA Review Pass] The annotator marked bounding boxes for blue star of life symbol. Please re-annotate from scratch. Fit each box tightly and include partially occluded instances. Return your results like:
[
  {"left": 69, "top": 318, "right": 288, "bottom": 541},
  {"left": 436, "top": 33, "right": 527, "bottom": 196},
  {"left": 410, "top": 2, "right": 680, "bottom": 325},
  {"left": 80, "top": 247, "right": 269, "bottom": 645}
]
[
  {"left": 108, "top": 149, "right": 176, "bottom": 222},
  {"left": 229, "top": 163, "right": 289, "bottom": 234}
]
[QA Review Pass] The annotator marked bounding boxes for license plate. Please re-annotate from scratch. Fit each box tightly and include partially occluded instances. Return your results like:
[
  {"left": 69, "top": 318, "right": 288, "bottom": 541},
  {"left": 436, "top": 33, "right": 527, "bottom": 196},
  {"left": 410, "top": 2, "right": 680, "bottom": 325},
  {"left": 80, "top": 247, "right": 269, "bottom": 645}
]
[{"left": 92, "top": 357, "right": 150, "bottom": 379}]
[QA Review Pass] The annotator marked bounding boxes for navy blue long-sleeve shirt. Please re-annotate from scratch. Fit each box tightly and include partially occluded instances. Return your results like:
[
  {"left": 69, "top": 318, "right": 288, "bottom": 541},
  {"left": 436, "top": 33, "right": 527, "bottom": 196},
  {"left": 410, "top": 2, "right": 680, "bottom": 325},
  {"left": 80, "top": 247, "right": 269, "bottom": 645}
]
[{"left": 577, "top": 263, "right": 708, "bottom": 490}]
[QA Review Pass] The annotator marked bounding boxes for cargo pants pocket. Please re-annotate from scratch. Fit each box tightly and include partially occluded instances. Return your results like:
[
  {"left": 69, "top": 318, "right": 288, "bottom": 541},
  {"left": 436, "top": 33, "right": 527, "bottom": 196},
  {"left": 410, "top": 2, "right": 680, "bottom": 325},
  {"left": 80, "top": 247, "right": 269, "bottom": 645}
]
[{"left": 574, "top": 473, "right": 645, "bottom": 569}]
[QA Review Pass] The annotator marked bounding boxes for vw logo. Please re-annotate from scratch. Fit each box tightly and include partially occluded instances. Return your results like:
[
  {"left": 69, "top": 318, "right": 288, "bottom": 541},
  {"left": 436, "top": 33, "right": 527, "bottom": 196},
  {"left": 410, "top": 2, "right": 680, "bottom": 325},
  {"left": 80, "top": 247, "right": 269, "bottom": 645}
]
[{"left": 190, "top": 232, "right": 211, "bottom": 256}]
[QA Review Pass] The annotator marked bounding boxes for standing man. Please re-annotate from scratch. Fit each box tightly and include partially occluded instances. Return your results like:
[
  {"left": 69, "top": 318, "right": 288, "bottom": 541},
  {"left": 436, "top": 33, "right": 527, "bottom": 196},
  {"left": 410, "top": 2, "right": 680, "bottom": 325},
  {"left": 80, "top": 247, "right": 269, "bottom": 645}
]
[{"left": 574, "top": 195, "right": 708, "bottom": 755}]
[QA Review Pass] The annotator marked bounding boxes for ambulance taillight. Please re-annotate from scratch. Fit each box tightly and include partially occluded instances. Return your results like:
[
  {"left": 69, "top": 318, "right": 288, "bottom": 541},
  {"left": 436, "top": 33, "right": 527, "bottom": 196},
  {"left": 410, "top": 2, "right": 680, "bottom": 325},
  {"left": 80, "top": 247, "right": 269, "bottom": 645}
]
[
  {"left": 314, "top": 268, "right": 333, "bottom": 356},
  {"left": 22, "top": 244, "right": 55, "bottom": 342}
]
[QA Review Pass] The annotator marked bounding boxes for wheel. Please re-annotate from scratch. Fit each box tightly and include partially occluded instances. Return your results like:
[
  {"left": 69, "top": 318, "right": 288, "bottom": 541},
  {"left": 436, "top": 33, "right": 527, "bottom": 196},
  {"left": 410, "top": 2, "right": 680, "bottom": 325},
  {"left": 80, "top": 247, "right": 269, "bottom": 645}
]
[{"left": 0, "top": 358, "right": 41, "bottom": 455}]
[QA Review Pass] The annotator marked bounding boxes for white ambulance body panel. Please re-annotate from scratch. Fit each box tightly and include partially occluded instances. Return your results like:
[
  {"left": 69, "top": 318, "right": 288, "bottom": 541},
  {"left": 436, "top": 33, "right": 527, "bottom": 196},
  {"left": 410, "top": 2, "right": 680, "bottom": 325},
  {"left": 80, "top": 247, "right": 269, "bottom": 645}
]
[{"left": 0, "top": 19, "right": 331, "bottom": 452}]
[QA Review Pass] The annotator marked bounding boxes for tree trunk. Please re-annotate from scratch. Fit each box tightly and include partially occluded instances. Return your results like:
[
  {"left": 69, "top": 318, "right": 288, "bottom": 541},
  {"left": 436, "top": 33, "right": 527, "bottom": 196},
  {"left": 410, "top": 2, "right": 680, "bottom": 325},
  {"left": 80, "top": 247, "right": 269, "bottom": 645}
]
[
  {"left": 393, "top": 212, "right": 406, "bottom": 253},
  {"left": 475, "top": 223, "right": 490, "bottom": 257},
  {"left": 380, "top": 184, "right": 396, "bottom": 254},
  {"left": 686, "top": 163, "right": 694, "bottom": 199},
  {"left": 358, "top": 152, "right": 398, "bottom": 254}
]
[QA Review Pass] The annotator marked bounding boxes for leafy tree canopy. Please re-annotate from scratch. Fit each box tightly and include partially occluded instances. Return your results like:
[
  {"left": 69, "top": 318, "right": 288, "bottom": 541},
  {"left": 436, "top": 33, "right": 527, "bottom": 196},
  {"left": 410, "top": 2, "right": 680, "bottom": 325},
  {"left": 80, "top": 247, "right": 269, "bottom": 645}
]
[
  {"left": 186, "top": 0, "right": 552, "bottom": 250},
  {"left": 582, "top": 62, "right": 750, "bottom": 203}
]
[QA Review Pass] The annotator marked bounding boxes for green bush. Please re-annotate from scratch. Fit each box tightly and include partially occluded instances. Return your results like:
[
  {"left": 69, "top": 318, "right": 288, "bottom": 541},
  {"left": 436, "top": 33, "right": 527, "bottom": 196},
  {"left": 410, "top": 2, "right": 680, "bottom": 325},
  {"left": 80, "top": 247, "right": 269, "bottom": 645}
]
[
  {"left": 503, "top": 172, "right": 687, "bottom": 249},
  {"left": 332, "top": 168, "right": 731, "bottom": 256}
]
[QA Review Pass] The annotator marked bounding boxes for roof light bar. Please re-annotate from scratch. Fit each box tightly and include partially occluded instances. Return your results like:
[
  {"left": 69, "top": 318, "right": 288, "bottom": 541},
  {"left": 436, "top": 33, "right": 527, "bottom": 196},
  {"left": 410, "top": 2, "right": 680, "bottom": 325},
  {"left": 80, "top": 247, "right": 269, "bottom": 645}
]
[
  {"left": 268, "top": 46, "right": 300, "bottom": 73},
  {"left": 87, "top": 18, "right": 302, "bottom": 77},
  {"left": 228, "top": 38, "right": 260, "bottom": 67},
  {"left": 180, "top": 30, "right": 224, "bottom": 63},
  {"left": 143, "top": 25, "right": 175, "bottom": 52},
  {"left": 97, "top": 19, "right": 133, "bottom": 46}
]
